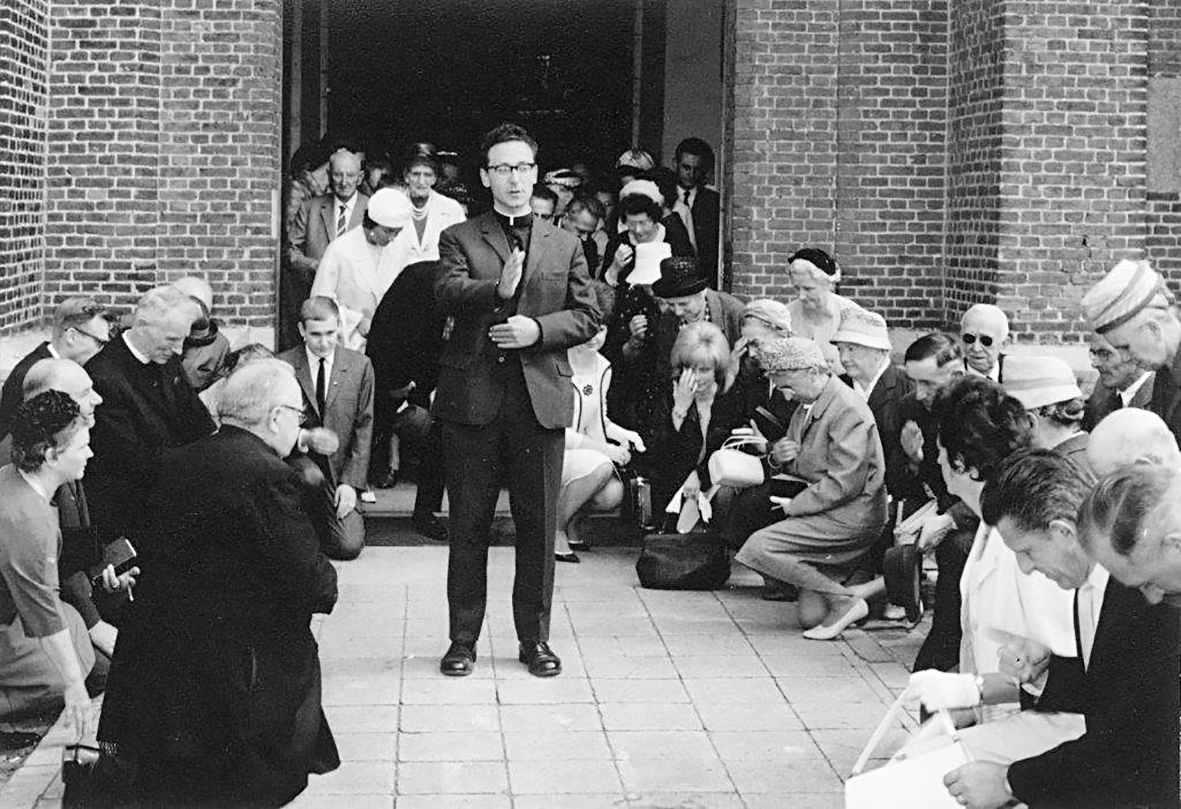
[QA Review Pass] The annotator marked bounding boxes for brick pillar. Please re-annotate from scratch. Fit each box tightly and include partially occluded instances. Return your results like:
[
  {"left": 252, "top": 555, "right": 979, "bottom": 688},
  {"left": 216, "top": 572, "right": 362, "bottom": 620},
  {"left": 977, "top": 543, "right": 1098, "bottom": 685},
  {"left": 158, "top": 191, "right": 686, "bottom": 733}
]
[
  {"left": 0, "top": 0, "right": 49, "bottom": 332},
  {"left": 994, "top": 2, "right": 1151, "bottom": 344},
  {"left": 1147, "top": 2, "right": 1181, "bottom": 286},
  {"left": 944, "top": 0, "right": 1006, "bottom": 318},
  {"left": 726, "top": 0, "right": 840, "bottom": 301},
  {"left": 724, "top": 0, "right": 948, "bottom": 329},
  {"left": 44, "top": 0, "right": 282, "bottom": 331}
]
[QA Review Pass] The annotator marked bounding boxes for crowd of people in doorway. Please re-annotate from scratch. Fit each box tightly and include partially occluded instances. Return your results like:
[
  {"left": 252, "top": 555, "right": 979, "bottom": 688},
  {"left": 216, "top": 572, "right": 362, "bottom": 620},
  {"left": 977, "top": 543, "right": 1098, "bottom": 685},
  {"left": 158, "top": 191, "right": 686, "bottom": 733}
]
[{"left": 0, "top": 120, "right": 1178, "bottom": 808}]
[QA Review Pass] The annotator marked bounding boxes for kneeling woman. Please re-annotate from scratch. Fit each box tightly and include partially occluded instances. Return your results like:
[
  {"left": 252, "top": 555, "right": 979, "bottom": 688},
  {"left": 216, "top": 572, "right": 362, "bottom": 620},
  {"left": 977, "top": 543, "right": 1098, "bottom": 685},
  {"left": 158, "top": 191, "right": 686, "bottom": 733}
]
[{"left": 736, "top": 337, "right": 888, "bottom": 640}]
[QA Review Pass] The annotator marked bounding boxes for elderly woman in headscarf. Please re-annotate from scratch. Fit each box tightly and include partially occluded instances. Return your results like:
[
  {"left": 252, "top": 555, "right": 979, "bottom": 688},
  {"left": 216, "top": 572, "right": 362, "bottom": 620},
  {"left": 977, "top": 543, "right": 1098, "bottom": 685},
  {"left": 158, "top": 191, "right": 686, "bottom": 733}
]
[
  {"left": 735, "top": 337, "right": 888, "bottom": 640},
  {"left": 785, "top": 248, "right": 862, "bottom": 373}
]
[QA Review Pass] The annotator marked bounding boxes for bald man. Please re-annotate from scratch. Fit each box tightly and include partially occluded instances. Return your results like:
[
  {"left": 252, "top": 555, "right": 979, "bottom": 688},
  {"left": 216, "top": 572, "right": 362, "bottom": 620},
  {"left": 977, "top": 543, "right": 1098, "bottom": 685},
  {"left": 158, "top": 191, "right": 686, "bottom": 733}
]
[
  {"left": 1087, "top": 408, "right": 1181, "bottom": 476},
  {"left": 960, "top": 304, "right": 1010, "bottom": 382},
  {"left": 1082, "top": 259, "right": 1181, "bottom": 445}
]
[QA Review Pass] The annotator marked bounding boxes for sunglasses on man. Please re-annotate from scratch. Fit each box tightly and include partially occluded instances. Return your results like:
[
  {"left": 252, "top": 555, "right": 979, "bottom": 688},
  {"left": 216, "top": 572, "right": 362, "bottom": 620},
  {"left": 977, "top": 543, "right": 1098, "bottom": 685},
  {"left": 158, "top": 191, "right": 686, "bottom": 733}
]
[{"left": 962, "top": 332, "right": 994, "bottom": 348}]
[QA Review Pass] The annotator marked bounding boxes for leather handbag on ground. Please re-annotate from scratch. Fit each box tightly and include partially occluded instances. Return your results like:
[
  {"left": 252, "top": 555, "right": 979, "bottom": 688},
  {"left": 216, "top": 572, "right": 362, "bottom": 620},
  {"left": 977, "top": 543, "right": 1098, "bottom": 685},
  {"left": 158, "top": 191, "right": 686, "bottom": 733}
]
[
  {"left": 61, "top": 743, "right": 101, "bottom": 808},
  {"left": 635, "top": 528, "right": 730, "bottom": 590},
  {"left": 706, "top": 434, "right": 767, "bottom": 489},
  {"left": 617, "top": 465, "right": 655, "bottom": 529},
  {"left": 844, "top": 696, "right": 970, "bottom": 809}
]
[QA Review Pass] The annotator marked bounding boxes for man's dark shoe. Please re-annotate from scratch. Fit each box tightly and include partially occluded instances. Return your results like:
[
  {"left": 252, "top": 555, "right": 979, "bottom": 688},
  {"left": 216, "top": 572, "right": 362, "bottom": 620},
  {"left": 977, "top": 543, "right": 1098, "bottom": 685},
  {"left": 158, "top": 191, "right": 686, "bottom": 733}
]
[
  {"left": 440, "top": 642, "right": 476, "bottom": 676},
  {"left": 519, "top": 640, "right": 562, "bottom": 677},
  {"left": 412, "top": 512, "right": 449, "bottom": 542}
]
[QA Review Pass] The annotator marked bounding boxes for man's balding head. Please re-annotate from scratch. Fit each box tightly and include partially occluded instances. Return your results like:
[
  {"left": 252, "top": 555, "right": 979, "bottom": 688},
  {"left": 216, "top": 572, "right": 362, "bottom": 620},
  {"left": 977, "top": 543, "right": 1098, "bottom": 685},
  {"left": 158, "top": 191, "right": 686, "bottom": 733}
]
[
  {"left": 1088, "top": 408, "right": 1181, "bottom": 476},
  {"left": 22, "top": 358, "right": 103, "bottom": 427}
]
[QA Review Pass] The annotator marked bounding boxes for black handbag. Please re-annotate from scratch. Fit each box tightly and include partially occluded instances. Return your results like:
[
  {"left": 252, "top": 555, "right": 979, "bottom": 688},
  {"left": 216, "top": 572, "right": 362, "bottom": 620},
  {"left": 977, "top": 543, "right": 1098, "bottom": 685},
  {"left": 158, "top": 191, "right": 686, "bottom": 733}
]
[
  {"left": 636, "top": 528, "right": 731, "bottom": 590},
  {"left": 61, "top": 743, "right": 102, "bottom": 809},
  {"left": 617, "top": 465, "right": 655, "bottom": 529}
]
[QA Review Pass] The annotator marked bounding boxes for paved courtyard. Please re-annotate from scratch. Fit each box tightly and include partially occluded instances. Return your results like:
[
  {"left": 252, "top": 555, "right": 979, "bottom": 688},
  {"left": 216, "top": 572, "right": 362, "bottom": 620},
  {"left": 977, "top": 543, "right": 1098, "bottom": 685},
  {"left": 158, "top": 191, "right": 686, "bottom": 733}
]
[{"left": 1, "top": 542, "right": 926, "bottom": 808}]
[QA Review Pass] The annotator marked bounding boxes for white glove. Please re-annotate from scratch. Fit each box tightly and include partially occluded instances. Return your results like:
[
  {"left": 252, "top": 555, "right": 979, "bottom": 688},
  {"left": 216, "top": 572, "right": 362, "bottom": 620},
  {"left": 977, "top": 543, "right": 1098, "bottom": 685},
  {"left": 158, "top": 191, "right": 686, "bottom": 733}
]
[{"left": 907, "top": 670, "right": 981, "bottom": 711}]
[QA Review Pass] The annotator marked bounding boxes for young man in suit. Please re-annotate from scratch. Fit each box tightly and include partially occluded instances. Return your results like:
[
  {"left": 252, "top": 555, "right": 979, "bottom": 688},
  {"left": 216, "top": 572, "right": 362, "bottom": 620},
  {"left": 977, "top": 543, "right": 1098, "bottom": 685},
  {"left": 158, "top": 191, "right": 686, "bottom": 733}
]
[
  {"left": 278, "top": 297, "right": 374, "bottom": 560},
  {"left": 284, "top": 148, "right": 369, "bottom": 349},
  {"left": 672, "top": 137, "right": 720, "bottom": 285},
  {"left": 433, "top": 122, "right": 600, "bottom": 677},
  {"left": 921, "top": 450, "right": 1180, "bottom": 809}
]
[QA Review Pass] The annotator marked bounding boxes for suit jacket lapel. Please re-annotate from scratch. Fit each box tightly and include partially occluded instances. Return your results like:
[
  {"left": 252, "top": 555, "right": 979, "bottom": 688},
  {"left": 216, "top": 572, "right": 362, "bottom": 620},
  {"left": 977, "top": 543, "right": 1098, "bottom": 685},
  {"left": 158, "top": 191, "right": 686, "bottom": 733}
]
[
  {"left": 319, "top": 198, "right": 336, "bottom": 241},
  {"left": 325, "top": 346, "right": 348, "bottom": 411},
  {"left": 292, "top": 351, "right": 319, "bottom": 418},
  {"left": 479, "top": 214, "right": 511, "bottom": 267},
  {"left": 521, "top": 223, "right": 551, "bottom": 296}
]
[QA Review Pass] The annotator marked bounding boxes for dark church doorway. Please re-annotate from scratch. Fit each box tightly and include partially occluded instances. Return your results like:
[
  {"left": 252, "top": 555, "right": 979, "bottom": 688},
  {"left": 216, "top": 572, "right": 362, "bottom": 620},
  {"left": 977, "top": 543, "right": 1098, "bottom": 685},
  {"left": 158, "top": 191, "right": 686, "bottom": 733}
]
[{"left": 313, "top": 0, "right": 648, "bottom": 178}]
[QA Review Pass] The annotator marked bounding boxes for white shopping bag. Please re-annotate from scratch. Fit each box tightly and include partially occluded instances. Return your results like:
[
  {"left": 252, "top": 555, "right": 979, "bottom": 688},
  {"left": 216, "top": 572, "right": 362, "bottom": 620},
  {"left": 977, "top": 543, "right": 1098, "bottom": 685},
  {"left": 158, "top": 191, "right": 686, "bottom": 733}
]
[{"left": 844, "top": 693, "right": 971, "bottom": 809}]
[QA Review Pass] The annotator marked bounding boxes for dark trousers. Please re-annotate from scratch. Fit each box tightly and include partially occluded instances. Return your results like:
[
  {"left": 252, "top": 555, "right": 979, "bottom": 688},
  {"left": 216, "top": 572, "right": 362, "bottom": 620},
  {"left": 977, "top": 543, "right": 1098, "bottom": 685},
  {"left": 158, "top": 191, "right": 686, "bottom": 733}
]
[
  {"left": 724, "top": 482, "right": 779, "bottom": 549},
  {"left": 441, "top": 402, "right": 563, "bottom": 646},
  {"left": 913, "top": 526, "right": 973, "bottom": 672}
]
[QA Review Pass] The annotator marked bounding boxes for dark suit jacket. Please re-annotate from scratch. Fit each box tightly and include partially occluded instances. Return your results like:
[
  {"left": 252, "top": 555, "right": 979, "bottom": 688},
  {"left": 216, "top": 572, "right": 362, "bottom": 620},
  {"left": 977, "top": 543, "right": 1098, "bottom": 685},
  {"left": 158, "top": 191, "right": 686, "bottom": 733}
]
[
  {"left": 1083, "top": 372, "right": 1155, "bottom": 432},
  {"left": 691, "top": 186, "right": 720, "bottom": 282},
  {"left": 86, "top": 335, "right": 216, "bottom": 543},
  {"left": 366, "top": 261, "right": 445, "bottom": 424},
  {"left": 1152, "top": 349, "right": 1181, "bottom": 448},
  {"left": 0, "top": 341, "right": 53, "bottom": 441},
  {"left": 287, "top": 192, "right": 369, "bottom": 279},
  {"left": 1010, "top": 576, "right": 1181, "bottom": 808},
  {"left": 433, "top": 211, "right": 600, "bottom": 430},
  {"left": 278, "top": 345, "right": 374, "bottom": 490},
  {"left": 98, "top": 426, "right": 339, "bottom": 806},
  {"left": 840, "top": 364, "right": 913, "bottom": 498}
]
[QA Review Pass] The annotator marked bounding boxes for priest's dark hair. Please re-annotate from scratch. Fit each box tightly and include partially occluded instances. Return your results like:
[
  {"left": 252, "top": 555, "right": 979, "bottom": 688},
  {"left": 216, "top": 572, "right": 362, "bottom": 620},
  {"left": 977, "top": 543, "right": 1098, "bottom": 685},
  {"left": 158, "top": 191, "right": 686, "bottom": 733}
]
[{"left": 480, "top": 123, "right": 539, "bottom": 163}]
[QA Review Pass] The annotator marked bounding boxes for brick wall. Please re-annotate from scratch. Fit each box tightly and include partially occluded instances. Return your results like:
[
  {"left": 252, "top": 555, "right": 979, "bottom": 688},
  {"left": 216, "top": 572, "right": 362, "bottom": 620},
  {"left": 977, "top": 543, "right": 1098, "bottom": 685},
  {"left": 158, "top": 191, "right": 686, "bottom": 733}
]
[
  {"left": 727, "top": 0, "right": 840, "bottom": 303},
  {"left": 726, "top": 0, "right": 948, "bottom": 329},
  {"left": 1147, "top": 2, "right": 1181, "bottom": 286},
  {"left": 834, "top": 0, "right": 948, "bottom": 329},
  {"left": 0, "top": 0, "right": 49, "bottom": 332},
  {"left": 993, "top": 3, "right": 1150, "bottom": 344},
  {"left": 158, "top": 0, "right": 283, "bottom": 326},
  {"left": 943, "top": 0, "right": 1004, "bottom": 319},
  {"left": 38, "top": 0, "right": 281, "bottom": 330}
]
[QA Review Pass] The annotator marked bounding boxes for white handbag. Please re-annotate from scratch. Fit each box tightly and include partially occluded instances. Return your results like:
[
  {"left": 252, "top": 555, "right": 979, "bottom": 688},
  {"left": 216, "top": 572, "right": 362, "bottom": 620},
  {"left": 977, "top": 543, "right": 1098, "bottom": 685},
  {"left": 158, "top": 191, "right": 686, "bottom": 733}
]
[
  {"left": 706, "top": 435, "right": 766, "bottom": 489},
  {"left": 844, "top": 692, "right": 971, "bottom": 809}
]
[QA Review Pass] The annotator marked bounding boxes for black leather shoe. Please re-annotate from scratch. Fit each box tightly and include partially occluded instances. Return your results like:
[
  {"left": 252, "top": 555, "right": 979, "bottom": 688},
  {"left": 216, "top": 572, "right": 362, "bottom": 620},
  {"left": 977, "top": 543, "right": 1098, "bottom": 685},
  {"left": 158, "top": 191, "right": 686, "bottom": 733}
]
[
  {"left": 412, "top": 512, "right": 449, "bottom": 542},
  {"left": 554, "top": 551, "right": 580, "bottom": 564},
  {"left": 440, "top": 642, "right": 476, "bottom": 676},
  {"left": 519, "top": 640, "right": 562, "bottom": 677}
]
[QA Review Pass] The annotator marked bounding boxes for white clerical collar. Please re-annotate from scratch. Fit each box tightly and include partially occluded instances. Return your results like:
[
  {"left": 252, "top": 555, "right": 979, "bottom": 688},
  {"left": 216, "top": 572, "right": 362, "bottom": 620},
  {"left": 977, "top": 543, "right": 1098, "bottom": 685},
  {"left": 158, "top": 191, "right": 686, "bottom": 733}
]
[
  {"left": 853, "top": 358, "right": 891, "bottom": 400},
  {"left": 18, "top": 469, "right": 51, "bottom": 502},
  {"left": 46, "top": 343, "right": 61, "bottom": 359},
  {"left": 1120, "top": 371, "right": 1152, "bottom": 407},
  {"left": 122, "top": 331, "right": 151, "bottom": 365}
]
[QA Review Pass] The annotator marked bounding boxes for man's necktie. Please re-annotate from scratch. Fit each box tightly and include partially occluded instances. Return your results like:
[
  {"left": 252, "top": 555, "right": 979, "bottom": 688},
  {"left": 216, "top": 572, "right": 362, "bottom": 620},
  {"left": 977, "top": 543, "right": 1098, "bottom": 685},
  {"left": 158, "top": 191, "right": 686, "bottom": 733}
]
[
  {"left": 675, "top": 187, "right": 697, "bottom": 250},
  {"left": 316, "top": 358, "right": 326, "bottom": 415},
  {"left": 336, "top": 204, "right": 348, "bottom": 237}
]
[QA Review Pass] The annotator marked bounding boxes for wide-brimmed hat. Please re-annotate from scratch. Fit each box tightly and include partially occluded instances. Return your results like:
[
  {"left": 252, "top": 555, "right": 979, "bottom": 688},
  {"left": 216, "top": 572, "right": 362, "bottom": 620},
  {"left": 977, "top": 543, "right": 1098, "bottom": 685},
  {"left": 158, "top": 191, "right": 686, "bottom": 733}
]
[
  {"left": 1003, "top": 355, "right": 1083, "bottom": 410},
  {"left": 833, "top": 308, "right": 890, "bottom": 351},
  {"left": 367, "top": 188, "right": 412, "bottom": 229},
  {"left": 652, "top": 256, "right": 708, "bottom": 299}
]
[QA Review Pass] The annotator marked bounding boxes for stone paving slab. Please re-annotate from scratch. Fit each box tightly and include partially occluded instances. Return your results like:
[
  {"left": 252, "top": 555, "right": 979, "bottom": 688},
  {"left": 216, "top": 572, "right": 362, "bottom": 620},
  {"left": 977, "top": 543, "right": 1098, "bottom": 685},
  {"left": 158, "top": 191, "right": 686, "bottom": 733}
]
[{"left": 1, "top": 545, "right": 928, "bottom": 808}]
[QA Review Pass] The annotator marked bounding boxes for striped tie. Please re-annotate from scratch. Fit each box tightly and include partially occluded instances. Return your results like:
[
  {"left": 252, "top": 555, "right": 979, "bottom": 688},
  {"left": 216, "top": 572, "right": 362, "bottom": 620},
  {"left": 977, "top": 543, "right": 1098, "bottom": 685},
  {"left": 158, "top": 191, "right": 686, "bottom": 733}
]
[{"left": 336, "top": 204, "right": 348, "bottom": 237}]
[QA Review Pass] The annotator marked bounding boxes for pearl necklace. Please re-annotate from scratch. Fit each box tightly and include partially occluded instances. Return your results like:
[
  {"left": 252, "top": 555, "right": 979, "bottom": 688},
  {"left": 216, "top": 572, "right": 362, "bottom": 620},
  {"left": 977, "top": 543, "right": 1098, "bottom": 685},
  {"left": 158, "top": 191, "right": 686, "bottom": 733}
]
[{"left": 410, "top": 204, "right": 429, "bottom": 221}]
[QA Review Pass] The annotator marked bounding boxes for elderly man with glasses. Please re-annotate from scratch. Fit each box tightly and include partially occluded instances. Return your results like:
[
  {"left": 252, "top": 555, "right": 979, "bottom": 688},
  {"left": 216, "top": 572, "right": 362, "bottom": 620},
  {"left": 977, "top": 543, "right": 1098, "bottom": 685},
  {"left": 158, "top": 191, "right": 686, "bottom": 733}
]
[
  {"left": 0, "top": 297, "right": 111, "bottom": 442},
  {"left": 960, "top": 303, "right": 1011, "bottom": 382}
]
